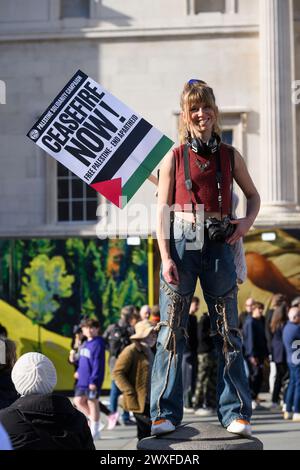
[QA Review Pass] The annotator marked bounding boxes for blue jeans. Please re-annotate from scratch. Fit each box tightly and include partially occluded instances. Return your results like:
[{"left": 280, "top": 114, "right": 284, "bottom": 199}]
[
  {"left": 285, "top": 364, "right": 300, "bottom": 413},
  {"left": 109, "top": 380, "right": 130, "bottom": 421},
  {"left": 150, "top": 217, "right": 252, "bottom": 428}
]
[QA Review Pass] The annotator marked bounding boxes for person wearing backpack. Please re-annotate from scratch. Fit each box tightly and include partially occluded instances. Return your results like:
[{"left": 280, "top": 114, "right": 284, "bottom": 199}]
[{"left": 103, "top": 305, "right": 138, "bottom": 428}]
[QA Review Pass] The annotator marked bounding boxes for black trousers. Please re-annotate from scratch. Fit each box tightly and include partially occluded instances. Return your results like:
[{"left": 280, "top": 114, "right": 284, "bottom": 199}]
[
  {"left": 272, "top": 363, "right": 289, "bottom": 404},
  {"left": 247, "top": 358, "right": 264, "bottom": 400},
  {"left": 134, "top": 403, "right": 151, "bottom": 441}
]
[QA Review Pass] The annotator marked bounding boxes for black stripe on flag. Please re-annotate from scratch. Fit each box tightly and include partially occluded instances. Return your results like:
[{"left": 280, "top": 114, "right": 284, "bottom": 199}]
[{"left": 91, "top": 118, "right": 152, "bottom": 184}]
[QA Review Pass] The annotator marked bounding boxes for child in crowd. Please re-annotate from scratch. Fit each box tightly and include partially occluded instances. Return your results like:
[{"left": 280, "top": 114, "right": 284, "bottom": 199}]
[{"left": 73, "top": 319, "right": 105, "bottom": 440}]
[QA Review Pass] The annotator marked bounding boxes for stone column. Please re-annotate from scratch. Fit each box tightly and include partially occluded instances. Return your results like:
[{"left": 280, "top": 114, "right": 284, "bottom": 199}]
[{"left": 258, "top": 0, "right": 299, "bottom": 226}]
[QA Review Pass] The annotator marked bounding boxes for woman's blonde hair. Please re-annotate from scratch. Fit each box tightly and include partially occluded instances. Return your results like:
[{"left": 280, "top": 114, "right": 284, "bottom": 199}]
[{"left": 179, "top": 81, "right": 221, "bottom": 144}]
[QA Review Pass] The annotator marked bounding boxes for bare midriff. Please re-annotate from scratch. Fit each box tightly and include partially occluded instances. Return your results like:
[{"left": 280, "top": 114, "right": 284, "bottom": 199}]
[{"left": 174, "top": 211, "right": 229, "bottom": 222}]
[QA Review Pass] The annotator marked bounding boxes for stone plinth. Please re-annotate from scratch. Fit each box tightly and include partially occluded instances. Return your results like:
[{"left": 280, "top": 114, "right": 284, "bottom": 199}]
[{"left": 137, "top": 422, "right": 263, "bottom": 450}]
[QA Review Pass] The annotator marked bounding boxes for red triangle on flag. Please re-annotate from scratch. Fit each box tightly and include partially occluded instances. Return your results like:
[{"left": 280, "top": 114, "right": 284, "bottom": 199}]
[{"left": 91, "top": 178, "right": 122, "bottom": 208}]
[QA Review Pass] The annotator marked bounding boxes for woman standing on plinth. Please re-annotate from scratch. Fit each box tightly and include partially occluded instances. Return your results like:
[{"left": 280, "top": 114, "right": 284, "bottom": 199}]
[{"left": 151, "top": 80, "right": 260, "bottom": 437}]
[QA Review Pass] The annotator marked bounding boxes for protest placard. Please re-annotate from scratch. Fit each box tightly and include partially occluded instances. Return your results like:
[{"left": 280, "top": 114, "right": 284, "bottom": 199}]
[{"left": 27, "top": 70, "right": 173, "bottom": 208}]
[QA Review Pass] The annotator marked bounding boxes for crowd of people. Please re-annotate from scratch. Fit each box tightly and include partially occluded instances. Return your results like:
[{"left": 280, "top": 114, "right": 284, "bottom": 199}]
[
  {"left": 178, "top": 293, "right": 300, "bottom": 424},
  {"left": 0, "top": 292, "right": 299, "bottom": 450}
]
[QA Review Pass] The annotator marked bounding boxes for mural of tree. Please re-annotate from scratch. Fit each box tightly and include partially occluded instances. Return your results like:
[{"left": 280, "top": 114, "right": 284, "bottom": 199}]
[
  {"left": 1, "top": 237, "right": 148, "bottom": 337},
  {"left": 19, "top": 254, "right": 74, "bottom": 350},
  {"left": 118, "top": 270, "right": 146, "bottom": 309},
  {"left": 102, "top": 277, "right": 120, "bottom": 328}
]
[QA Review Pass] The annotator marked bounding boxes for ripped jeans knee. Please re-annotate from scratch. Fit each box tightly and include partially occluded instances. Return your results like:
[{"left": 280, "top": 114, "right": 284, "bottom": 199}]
[
  {"left": 206, "top": 286, "right": 242, "bottom": 366},
  {"left": 155, "top": 279, "right": 191, "bottom": 357}
]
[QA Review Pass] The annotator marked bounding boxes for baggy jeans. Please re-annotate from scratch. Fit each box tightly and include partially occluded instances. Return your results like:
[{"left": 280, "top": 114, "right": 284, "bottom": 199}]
[{"left": 150, "top": 217, "right": 252, "bottom": 428}]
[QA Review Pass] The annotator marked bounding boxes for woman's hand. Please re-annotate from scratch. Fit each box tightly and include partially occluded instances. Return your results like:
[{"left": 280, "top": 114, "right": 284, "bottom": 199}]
[
  {"left": 226, "top": 217, "right": 253, "bottom": 245},
  {"left": 162, "top": 258, "right": 180, "bottom": 285}
]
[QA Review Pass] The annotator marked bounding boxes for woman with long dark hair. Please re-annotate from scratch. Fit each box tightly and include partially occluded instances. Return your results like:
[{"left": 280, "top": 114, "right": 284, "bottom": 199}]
[{"left": 270, "top": 305, "right": 289, "bottom": 406}]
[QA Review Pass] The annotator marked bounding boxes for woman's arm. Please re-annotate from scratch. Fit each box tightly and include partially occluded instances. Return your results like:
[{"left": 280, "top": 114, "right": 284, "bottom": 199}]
[
  {"left": 157, "top": 150, "right": 179, "bottom": 285},
  {"left": 226, "top": 149, "right": 261, "bottom": 245}
]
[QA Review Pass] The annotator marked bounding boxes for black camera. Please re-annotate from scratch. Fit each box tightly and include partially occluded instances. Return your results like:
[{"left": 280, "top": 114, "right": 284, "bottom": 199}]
[{"left": 205, "top": 216, "right": 235, "bottom": 243}]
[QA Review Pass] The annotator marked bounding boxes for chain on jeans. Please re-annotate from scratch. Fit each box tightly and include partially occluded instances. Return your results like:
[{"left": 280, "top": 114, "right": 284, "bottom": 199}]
[{"left": 154, "top": 279, "right": 242, "bottom": 417}]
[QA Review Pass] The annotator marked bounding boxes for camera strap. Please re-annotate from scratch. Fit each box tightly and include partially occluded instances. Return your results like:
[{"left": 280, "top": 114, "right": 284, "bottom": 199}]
[
  {"left": 183, "top": 144, "right": 197, "bottom": 228},
  {"left": 183, "top": 143, "right": 235, "bottom": 221}
]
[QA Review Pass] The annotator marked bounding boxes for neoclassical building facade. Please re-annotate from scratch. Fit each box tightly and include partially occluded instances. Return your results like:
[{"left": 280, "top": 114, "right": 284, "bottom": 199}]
[{"left": 0, "top": 0, "right": 299, "bottom": 237}]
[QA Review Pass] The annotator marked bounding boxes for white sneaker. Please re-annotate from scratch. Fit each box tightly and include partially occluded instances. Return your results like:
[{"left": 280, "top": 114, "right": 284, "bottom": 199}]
[
  {"left": 183, "top": 407, "right": 194, "bottom": 414},
  {"left": 151, "top": 419, "right": 176, "bottom": 436},
  {"left": 227, "top": 419, "right": 252, "bottom": 438},
  {"left": 107, "top": 411, "right": 119, "bottom": 430},
  {"left": 91, "top": 430, "right": 101, "bottom": 440},
  {"left": 251, "top": 400, "right": 257, "bottom": 410},
  {"left": 195, "top": 407, "right": 215, "bottom": 417},
  {"left": 292, "top": 413, "right": 300, "bottom": 422},
  {"left": 283, "top": 411, "right": 293, "bottom": 420},
  {"left": 282, "top": 403, "right": 287, "bottom": 412}
]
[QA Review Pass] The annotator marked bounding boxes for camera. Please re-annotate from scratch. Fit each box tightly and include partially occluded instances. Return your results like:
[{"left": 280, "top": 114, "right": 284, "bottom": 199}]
[{"left": 205, "top": 216, "right": 235, "bottom": 243}]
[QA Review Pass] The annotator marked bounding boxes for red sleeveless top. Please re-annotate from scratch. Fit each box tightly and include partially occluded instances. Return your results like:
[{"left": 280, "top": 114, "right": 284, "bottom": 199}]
[{"left": 172, "top": 143, "right": 233, "bottom": 213}]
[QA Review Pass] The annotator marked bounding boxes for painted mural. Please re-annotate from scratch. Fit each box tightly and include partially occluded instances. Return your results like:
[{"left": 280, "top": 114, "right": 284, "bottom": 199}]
[
  {"left": 193, "top": 228, "right": 300, "bottom": 314},
  {"left": 0, "top": 238, "right": 148, "bottom": 390}
]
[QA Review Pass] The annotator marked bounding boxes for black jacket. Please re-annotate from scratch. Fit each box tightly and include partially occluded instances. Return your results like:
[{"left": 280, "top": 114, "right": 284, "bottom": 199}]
[
  {"left": 186, "top": 314, "right": 198, "bottom": 355},
  {"left": 0, "top": 370, "right": 18, "bottom": 410},
  {"left": 265, "top": 308, "right": 274, "bottom": 355},
  {"left": 197, "top": 313, "right": 214, "bottom": 354},
  {"left": 0, "top": 393, "right": 95, "bottom": 450},
  {"left": 271, "top": 325, "right": 287, "bottom": 364},
  {"left": 243, "top": 316, "right": 268, "bottom": 359}
]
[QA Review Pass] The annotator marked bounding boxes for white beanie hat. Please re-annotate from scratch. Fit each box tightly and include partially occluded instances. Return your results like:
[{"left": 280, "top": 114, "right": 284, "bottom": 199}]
[{"left": 12, "top": 352, "right": 57, "bottom": 396}]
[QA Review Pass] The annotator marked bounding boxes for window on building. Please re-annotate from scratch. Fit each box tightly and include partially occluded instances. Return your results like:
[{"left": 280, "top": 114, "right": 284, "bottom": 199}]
[
  {"left": 221, "top": 129, "right": 233, "bottom": 145},
  {"left": 194, "top": 0, "right": 225, "bottom": 13},
  {"left": 61, "top": 0, "right": 90, "bottom": 19},
  {"left": 57, "top": 163, "right": 98, "bottom": 222}
]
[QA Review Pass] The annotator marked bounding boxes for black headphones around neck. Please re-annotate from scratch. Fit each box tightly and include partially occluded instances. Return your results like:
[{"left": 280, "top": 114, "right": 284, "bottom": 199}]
[{"left": 189, "top": 133, "right": 221, "bottom": 156}]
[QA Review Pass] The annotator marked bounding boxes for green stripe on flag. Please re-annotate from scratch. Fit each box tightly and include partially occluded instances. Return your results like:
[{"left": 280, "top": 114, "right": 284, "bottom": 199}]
[{"left": 122, "top": 135, "right": 173, "bottom": 205}]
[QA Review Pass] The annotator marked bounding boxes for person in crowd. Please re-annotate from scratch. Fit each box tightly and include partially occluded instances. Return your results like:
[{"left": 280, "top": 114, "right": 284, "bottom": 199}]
[
  {"left": 150, "top": 305, "right": 160, "bottom": 326},
  {"left": 69, "top": 322, "right": 111, "bottom": 426},
  {"left": 194, "top": 312, "right": 217, "bottom": 416},
  {"left": 152, "top": 79, "right": 259, "bottom": 438},
  {"left": 0, "top": 338, "right": 18, "bottom": 409},
  {"left": 0, "top": 352, "right": 95, "bottom": 450},
  {"left": 291, "top": 296, "right": 300, "bottom": 309},
  {"left": 243, "top": 302, "right": 268, "bottom": 409},
  {"left": 182, "top": 296, "right": 199, "bottom": 412},
  {"left": 0, "top": 324, "right": 8, "bottom": 339},
  {"left": 239, "top": 298, "right": 255, "bottom": 331},
  {"left": 73, "top": 319, "right": 105, "bottom": 440},
  {"left": 139, "top": 305, "right": 151, "bottom": 322},
  {"left": 282, "top": 307, "right": 300, "bottom": 422},
  {"left": 0, "top": 423, "right": 12, "bottom": 450},
  {"left": 113, "top": 320, "right": 157, "bottom": 440},
  {"left": 269, "top": 305, "right": 289, "bottom": 408},
  {"left": 265, "top": 293, "right": 288, "bottom": 395},
  {"left": 103, "top": 306, "right": 138, "bottom": 429}
]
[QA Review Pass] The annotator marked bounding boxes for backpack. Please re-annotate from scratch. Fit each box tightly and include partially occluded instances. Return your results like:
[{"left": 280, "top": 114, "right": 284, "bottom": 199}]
[{"left": 107, "top": 323, "right": 131, "bottom": 359}]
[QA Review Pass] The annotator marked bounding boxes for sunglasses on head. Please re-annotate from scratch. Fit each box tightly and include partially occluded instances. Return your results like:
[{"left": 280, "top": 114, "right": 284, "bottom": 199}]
[{"left": 188, "top": 79, "right": 207, "bottom": 86}]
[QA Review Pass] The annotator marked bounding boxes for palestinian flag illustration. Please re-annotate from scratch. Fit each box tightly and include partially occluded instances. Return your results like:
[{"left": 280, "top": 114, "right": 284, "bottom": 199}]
[{"left": 27, "top": 70, "right": 174, "bottom": 208}]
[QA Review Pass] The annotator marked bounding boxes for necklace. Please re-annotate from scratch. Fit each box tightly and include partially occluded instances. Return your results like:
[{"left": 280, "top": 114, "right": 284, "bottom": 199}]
[{"left": 194, "top": 157, "right": 211, "bottom": 172}]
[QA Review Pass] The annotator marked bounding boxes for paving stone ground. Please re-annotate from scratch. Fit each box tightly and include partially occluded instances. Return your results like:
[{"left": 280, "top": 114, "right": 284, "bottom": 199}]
[{"left": 94, "top": 394, "right": 300, "bottom": 451}]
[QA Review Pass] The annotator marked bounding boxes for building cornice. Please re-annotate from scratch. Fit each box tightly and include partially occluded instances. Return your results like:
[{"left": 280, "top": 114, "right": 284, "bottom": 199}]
[{"left": 0, "top": 23, "right": 259, "bottom": 43}]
